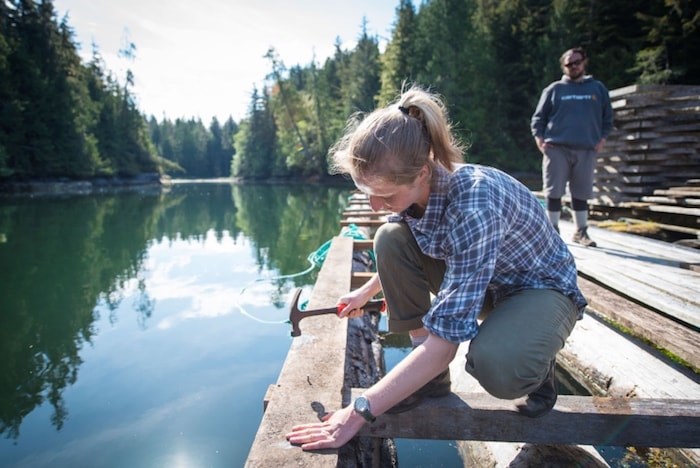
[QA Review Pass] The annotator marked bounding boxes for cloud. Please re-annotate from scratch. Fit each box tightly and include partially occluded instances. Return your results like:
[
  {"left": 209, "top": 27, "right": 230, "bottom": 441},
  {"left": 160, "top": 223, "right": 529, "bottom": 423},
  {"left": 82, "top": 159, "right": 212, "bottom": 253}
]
[{"left": 54, "top": 0, "right": 396, "bottom": 122}]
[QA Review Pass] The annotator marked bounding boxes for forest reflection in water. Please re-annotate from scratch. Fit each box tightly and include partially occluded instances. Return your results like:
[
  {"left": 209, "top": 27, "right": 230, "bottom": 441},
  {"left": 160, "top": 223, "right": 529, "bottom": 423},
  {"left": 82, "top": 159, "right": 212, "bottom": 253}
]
[{"left": 0, "top": 182, "right": 352, "bottom": 467}]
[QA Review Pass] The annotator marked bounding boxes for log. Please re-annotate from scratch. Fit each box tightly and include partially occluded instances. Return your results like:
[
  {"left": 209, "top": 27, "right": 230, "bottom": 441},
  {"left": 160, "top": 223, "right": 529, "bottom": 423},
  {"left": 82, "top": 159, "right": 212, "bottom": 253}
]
[
  {"left": 351, "top": 390, "right": 700, "bottom": 448},
  {"left": 245, "top": 236, "right": 354, "bottom": 467}
]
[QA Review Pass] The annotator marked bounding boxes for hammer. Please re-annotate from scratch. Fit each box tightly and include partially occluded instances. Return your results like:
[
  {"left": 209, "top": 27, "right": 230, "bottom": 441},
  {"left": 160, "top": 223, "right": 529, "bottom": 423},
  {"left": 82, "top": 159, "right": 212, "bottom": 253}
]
[{"left": 288, "top": 287, "right": 386, "bottom": 337}]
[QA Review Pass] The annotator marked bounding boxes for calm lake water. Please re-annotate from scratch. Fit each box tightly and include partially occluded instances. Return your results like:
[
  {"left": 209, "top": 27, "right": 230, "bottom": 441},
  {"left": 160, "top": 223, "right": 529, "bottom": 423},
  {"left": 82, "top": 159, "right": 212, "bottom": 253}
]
[{"left": 0, "top": 182, "right": 461, "bottom": 467}]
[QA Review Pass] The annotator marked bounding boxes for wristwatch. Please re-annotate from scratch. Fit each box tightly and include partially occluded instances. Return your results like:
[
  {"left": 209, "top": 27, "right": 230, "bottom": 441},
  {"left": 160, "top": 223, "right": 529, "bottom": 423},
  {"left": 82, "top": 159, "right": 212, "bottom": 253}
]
[{"left": 353, "top": 395, "right": 376, "bottom": 423}]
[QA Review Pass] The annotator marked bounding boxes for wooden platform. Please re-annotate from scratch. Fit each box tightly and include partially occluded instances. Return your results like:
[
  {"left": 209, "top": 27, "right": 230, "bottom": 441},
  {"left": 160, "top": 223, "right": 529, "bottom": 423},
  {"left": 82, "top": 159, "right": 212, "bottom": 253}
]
[
  {"left": 247, "top": 198, "right": 700, "bottom": 466},
  {"left": 559, "top": 221, "right": 700, "bottom": 331},
  {"left": 245, "top": 236, "right": 355, "bottom": 467}
]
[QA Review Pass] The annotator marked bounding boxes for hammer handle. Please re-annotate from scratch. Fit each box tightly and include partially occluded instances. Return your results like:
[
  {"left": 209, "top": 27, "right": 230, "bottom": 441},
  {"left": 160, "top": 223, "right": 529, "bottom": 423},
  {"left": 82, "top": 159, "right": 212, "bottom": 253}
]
[{"left": 289, "top": 297, "right": 385, "bottom": 337}]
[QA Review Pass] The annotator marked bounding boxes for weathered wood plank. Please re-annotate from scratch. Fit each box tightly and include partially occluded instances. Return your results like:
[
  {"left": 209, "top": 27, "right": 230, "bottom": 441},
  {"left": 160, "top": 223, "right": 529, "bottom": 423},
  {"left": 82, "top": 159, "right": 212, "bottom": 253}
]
[
  {"left": 560, "top": 312, "right": 700, "bottom": 463},
  {"left": 351, "top": 272, "right": 374, "bottom": 289},
  {"left": 645, "top": 204, "right": 700, "bottom": 217},
  {"left": 448, "top": 312, "right": 700, "bottom": 465},
  {"left": 573, "top": 254, "right": 699, "bottom": 321},
  {"left": 351, "top": 389, "right": 700, "bottom": 448},
  {"left": 561, "top": 313, "right": 700, "bottom": 399},
  {"left": 559, "top": 222, "right": 700, "bottom": 329},
  {"left": 245, "top": 236, "right": 355, "bottom": 467},
  {"left": 577, "top": 276, "right": 700, "bottom": 370},
  {"left": 353, "top": 239, "right": 374, "bottom": 251},
  {"left": 341, "top": 219, "right": 387, "bottom": 227},
  {"left": 343, "top": 210, "right": 391, "bottom": 217}
]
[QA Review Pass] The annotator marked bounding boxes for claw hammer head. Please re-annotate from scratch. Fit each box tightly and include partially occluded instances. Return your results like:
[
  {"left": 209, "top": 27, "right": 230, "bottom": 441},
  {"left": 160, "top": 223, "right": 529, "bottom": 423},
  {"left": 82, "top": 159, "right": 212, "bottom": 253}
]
[
  {"left": 287, "top": 287, "right": 386, "bottom": 337},
  {"left": 288, "top": 288, "right": 305, "bottom": 337},
  {"left": 288, "top": 288, "right": 340, "bottom": 337}
]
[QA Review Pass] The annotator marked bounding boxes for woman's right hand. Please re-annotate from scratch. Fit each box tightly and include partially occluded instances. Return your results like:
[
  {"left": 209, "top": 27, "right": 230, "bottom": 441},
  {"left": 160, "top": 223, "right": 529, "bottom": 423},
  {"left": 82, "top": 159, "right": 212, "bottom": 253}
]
[{"left": 336, "top": 289, "right": 373, "bottom": 319}]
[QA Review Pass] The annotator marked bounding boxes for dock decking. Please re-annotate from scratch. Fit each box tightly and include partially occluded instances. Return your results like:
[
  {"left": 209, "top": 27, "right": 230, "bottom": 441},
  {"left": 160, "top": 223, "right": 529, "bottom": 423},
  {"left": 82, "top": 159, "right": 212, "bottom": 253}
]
[
  {"left": 246, "top": 195, "right": 700, "bottom": 466},
  {"left": 559, "top": 222, "right": 700, "bottom": 330}
]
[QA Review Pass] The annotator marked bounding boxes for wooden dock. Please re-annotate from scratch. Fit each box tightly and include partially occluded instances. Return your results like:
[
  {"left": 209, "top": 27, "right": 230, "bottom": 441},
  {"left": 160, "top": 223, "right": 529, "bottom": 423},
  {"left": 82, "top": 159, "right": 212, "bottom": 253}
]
[{"left": 246, "top": 194, "right": 700, "bottom": 467}]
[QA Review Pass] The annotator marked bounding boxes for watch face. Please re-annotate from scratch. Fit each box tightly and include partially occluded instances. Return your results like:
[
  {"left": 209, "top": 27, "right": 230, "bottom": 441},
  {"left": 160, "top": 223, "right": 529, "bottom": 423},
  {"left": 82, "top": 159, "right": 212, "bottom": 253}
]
[
  {"left": 354, "top": 396, "right": 375, "bottom": 422},
  {"left": 355, "top": 397, "right": 369, "bottom": 413}
]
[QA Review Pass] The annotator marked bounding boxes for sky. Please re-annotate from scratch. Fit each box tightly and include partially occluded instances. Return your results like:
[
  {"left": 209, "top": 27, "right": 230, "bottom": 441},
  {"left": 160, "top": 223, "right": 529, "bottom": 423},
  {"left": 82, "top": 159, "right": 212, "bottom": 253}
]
[{"left": 52, "top": 0, "right": 399, "bottom": 124}]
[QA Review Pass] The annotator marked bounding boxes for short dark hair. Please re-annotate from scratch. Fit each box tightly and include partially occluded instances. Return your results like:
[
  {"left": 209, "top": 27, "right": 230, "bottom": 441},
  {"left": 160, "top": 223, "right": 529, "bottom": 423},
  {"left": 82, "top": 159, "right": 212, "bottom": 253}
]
[{"left": 560, "top": 47, "right": 586, "bottom": 66}]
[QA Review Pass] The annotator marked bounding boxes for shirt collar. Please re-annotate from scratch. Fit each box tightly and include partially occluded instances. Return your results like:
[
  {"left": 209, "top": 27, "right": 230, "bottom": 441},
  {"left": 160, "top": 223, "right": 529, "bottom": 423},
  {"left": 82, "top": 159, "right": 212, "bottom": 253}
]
[{"left": 400, "top": 164, "right": 453, "bottom": 233}]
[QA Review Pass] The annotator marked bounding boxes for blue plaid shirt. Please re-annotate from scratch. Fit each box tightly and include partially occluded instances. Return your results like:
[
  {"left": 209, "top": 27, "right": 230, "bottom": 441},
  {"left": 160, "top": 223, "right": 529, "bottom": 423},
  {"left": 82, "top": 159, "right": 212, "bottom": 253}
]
[{"left": 390, "top": 164, "right": 587, "bottom": 343}]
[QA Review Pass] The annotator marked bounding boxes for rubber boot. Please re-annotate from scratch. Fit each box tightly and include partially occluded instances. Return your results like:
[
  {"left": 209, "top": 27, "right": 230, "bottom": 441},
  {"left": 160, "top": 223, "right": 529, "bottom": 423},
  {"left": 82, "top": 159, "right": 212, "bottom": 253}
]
[{"left": 516, "top": 360, "right": 557, "bottom": 418}]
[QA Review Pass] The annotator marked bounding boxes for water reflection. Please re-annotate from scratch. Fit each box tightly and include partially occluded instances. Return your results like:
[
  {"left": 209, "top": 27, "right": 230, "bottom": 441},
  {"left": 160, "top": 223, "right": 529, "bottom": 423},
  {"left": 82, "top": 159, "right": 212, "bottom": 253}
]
[{"left": 0, "top": 182, "right": 349, "bottom": 449}]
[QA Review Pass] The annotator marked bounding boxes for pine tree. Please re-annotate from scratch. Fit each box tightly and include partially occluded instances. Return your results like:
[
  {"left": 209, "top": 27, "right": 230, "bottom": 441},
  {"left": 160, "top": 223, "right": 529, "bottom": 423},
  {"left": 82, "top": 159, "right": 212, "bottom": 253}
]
[
  {"left": 341, "top": 18, "right": 381, "bottom": 114},
  {"left": 232, "top": 87, "right": 278, "bottom": 179},
  {"left": 378, "top": 0, "right": 418, "bottom": 105}
]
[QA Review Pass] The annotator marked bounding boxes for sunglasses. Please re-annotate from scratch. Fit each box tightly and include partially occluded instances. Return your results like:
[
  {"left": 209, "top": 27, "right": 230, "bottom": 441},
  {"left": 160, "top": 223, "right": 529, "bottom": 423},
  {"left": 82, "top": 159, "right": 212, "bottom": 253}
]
[{"left": 564, "top": 59, "right": 583, "bottom": 68}]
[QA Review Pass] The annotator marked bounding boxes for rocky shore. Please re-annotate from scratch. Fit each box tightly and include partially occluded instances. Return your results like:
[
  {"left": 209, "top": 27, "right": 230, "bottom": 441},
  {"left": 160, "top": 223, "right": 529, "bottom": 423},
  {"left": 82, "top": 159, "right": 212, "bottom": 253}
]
[{"left": 0, "top": 173, "right": 171, "bottom": 196}]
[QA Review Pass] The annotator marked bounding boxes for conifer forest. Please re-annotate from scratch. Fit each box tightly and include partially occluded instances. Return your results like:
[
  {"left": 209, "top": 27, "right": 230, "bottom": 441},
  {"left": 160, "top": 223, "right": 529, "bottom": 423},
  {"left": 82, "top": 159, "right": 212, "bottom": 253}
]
[{"left": 1, "top": 0, "right": 698, "bottom": 181}]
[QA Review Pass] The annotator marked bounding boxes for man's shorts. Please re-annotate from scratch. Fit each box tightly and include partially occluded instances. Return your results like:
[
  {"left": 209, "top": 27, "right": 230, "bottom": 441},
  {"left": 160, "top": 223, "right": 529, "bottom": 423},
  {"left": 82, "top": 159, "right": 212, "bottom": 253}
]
[{"left": 542, "top": 144, "right": 595, "bottom": 200}]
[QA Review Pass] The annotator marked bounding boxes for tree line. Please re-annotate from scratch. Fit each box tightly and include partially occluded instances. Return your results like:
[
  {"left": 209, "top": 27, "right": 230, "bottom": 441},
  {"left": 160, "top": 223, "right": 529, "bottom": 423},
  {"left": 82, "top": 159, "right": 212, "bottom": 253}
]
[
  {"left": 234, "top": 0, "right": 699, "bottom": 178},
  {"left": 1, "top": 0, "right": 698, "bottom": 182}
]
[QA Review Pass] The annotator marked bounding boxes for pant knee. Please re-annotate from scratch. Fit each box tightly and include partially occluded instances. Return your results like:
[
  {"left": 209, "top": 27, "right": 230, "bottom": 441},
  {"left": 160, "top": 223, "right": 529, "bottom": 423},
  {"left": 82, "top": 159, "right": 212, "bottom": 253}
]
[
  {"left": 466, "top": 351, "right": 529, "bottom": 399},
  {"left": 374, "top": 222, "right": 413, "bottom": 261}
]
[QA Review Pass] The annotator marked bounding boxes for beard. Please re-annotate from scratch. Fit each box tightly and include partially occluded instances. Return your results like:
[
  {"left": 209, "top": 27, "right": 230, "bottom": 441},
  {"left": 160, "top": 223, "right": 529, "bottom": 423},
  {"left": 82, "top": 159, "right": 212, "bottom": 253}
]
[{"left": 566, "top": 68, "right": 585, "bottom": 80}]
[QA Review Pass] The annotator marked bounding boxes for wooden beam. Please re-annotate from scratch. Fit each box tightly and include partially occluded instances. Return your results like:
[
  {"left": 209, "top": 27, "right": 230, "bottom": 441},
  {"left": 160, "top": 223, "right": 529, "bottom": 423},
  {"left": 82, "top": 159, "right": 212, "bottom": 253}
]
[
  {"left": 245, "top": 237, "right": 355, "bottom": 467},
  {"left": 342, "top": 210, "right": 390, "bottom": 217},
  {"left": 559, "top": 222, "right": 700, "bottom": 330},
  {"left": 353, "top": 239, "right": 374, "bottom": 251},
  {"left": 351, "top": 390, "right": 700, "bottom": 448},
  {"left": 351, "top": 271, "right": 374, "bottom": 289},
  {"left": 340, "top": 219, "right": 386, "bottom": 227}
]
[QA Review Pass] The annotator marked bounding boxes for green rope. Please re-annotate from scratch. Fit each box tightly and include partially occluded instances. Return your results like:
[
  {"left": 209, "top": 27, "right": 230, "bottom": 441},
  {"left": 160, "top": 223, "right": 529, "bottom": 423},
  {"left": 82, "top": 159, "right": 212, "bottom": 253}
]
[
  {"left": 242, "top": 223, "right": 374, "bottom": 294},
  {"left": 307, "top": 223, "right": 375, "bottom": 267},
  {"left": 236, "top": 223, "right": 376, "bottom": 320}
]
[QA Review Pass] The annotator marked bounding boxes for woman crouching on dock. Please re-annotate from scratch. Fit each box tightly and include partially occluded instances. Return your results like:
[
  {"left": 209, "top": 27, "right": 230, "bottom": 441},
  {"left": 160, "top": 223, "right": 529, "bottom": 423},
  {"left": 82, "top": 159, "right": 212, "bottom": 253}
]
[{"left": 286, "top": 85, "right": 586, "bottom": 450}]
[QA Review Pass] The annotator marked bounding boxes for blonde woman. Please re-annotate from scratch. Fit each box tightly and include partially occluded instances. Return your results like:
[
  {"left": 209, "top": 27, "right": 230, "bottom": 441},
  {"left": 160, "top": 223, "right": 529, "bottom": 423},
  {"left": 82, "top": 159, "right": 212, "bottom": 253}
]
[{"left": 287, "top": 86, "right": 585, "bottom": 450}]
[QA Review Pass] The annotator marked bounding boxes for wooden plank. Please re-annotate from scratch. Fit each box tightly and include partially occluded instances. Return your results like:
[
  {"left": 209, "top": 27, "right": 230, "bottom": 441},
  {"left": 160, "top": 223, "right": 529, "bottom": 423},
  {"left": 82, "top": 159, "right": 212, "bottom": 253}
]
[
  {"left": 561, "top": 228, "right": 700, "bottom": 329},
  {"left": 654, "top": 189, "right": 700, "bottom": 197},
  {"left": 641, "top": 196, "right": 686, "bottom": 205},
  {"left": 353, "top": 239, "right": 374, "bottom": 251},
  {"left": 451, "top": 312, "right": 700, "bottom": 464},
  {"left": 560, "top": 314, "right": 700, "bottom": 400},
  {"left": 558, "top": 313, "right": 700, "bottom": 467},
  {"left": 351, "top": 271, "right": 374, "bottom": 289},
  {"left": 340, "top": 219, "right": 387, "bottom": 227},
  {"left": 562, "top": 220, "right": 700, "bottom": 263},
  {"left": 632, "top": 205, "right": 700, "bottom": 218},
  {"left": 351, "top": 389, "right": 700, "bottom": 448},
  {"left": 575, "top": 254, "right": 700, "bottom": 312},
  {"left": 577, "top": 276, "right": 700, "bottom": 370},
  {"left": 343, "top": 210, "right": 391, "bottom": 217},
  {"left": 245, "top": 236, "right": 355, "bottom": 467}
]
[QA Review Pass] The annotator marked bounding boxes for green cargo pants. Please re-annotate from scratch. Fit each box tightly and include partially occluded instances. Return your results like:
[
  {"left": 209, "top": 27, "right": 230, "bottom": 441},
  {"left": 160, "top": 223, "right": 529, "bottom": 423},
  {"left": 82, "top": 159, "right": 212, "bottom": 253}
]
[{"left": 374, "top": 221, "right": 578, "bottom": 399}]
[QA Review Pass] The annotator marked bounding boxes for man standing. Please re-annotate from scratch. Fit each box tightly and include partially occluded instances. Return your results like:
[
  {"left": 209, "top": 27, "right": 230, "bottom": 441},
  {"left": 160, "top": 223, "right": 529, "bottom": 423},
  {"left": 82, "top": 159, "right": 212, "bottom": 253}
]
[{"left": 531, "top": 47, "right": 613, "bottom": 247}]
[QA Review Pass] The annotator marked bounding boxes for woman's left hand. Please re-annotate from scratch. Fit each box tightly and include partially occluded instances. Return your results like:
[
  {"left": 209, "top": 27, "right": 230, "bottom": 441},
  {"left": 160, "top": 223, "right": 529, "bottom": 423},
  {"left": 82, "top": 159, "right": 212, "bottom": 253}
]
[{"left": 285, "top": 405, "right": 365, "bottom": 450}]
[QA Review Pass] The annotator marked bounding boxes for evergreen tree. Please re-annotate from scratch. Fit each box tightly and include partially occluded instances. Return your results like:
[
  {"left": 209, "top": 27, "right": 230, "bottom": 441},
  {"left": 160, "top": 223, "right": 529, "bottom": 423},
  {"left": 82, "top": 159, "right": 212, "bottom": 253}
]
[
  {"left": 221, "top": 116, "right": 238, "bottom": 174},
  {"left": 0, "top": 0, "right": 15, "bottom": 176},
  {"left": 634, "top": 0, "right": 700, "bottom": 84},
  {"left": 378, "top": 0, "right": 418, "bottom": 105},
  {"left": 0, "top": 0, "right": 159, "bottom": 180},
  {"left": 232, "top": 87, "right": 278, "bottom": 179},
  {"left": 341, "top": 18, "right": 381, "bottom": 114}
]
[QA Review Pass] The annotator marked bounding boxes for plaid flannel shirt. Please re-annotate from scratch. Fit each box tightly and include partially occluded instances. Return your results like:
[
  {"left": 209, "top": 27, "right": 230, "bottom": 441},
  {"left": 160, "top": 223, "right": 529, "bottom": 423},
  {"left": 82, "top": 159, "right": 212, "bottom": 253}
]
[{"left": 389, "top": 164, "right": 587, "bottom": 343}]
